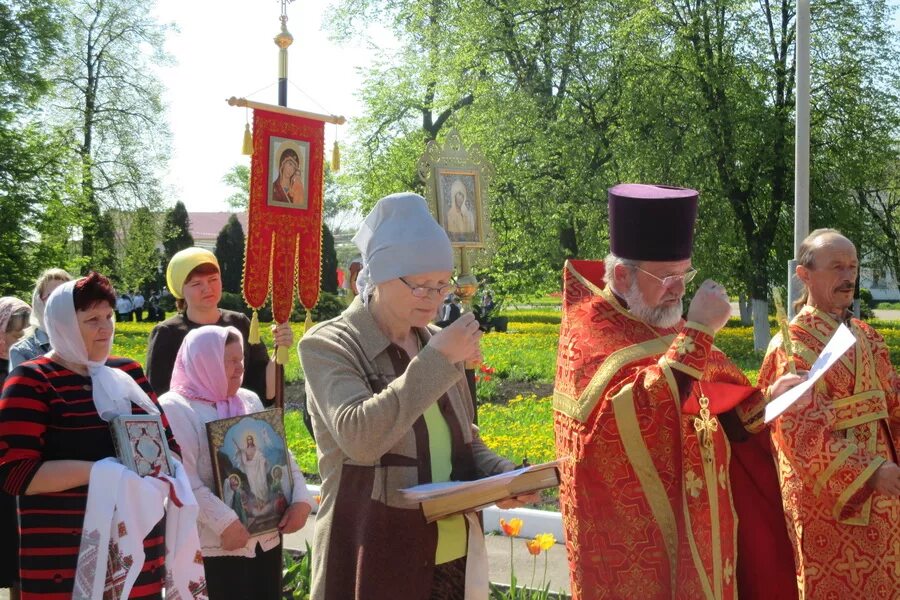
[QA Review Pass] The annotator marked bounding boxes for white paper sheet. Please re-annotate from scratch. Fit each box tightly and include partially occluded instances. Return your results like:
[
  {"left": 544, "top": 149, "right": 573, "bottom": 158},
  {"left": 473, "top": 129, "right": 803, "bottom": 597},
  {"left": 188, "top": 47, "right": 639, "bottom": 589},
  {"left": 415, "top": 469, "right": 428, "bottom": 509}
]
[{"left": 764, "top": 323, "right": 856, "bottom": 423}]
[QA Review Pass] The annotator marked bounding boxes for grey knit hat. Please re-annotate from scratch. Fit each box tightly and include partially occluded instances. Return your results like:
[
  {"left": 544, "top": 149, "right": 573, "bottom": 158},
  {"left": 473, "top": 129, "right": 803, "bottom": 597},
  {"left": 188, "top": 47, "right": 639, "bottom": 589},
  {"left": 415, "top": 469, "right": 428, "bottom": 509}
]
[{"left": 352, "top": 193, "right": 454, "bottom": 299}]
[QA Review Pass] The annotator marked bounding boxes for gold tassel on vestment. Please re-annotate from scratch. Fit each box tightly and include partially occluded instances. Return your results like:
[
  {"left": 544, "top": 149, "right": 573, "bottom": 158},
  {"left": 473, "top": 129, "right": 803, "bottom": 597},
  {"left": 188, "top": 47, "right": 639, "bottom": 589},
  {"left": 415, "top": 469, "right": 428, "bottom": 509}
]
[
  {"left": 249, "top": 309, "right": 260, "bottom": 344},
  {"left": 242, "top": 123, "right": 253, "bottom": 155}
]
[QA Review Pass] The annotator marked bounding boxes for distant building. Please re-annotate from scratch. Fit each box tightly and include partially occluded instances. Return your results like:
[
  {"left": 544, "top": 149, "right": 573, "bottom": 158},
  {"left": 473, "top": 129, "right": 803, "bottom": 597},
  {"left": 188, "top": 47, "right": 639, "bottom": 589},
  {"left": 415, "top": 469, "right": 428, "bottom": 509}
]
[
  {"left": 861, "top": 265, "right": 900, "bottom": 302},
  {"left": 187, "top": 212, "right": 249, "bottom": 250}
]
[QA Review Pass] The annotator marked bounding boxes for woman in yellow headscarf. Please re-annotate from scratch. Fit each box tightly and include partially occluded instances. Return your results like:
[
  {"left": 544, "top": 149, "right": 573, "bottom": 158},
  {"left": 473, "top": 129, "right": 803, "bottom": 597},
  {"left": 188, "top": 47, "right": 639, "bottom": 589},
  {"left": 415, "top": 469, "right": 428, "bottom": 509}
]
[{"left": 145, "top": 247, "right": 293, "bottom": 404}]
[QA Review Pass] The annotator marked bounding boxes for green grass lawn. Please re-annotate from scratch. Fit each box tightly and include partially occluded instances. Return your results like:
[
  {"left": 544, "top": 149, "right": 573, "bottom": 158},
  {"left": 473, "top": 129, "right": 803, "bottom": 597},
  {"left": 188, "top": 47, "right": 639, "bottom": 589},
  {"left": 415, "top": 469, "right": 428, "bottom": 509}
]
[
  {"left": 113, "top": 312, "right": 900, "bottom": 477},
  {"left": 114, "top": 320, "right": 308, "bottom": 382}
]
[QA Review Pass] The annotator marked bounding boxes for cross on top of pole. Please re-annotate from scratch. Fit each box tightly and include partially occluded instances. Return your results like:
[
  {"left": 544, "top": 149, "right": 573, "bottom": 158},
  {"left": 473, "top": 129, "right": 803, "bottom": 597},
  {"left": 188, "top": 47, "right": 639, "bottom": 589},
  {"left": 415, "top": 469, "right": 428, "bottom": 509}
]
[{"left": 280, "top": 0, "right": 295, "bottom": 19}]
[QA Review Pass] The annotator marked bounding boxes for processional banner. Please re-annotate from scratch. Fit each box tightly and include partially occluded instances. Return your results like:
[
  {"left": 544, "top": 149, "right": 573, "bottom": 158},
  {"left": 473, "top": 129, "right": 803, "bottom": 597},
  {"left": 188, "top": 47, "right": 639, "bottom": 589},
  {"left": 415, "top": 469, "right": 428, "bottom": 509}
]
[{"left": 242, "top": 108, "right": 324, "bottom": 338}]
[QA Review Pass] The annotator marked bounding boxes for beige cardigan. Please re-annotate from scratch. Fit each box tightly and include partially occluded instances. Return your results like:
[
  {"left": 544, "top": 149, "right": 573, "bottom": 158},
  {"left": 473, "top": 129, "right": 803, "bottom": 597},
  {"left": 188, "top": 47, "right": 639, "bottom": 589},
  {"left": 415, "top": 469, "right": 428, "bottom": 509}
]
[{"left": 299, "top": 297, "right": 514, "bottom": 600}]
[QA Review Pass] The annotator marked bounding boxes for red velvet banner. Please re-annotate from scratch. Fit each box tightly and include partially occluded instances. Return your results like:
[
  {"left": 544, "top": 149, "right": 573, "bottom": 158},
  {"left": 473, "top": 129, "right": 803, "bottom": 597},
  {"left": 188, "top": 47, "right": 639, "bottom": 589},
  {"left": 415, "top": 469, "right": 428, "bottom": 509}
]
[{"left": 242, "top": 109, "right": 324, "bottom": 323}]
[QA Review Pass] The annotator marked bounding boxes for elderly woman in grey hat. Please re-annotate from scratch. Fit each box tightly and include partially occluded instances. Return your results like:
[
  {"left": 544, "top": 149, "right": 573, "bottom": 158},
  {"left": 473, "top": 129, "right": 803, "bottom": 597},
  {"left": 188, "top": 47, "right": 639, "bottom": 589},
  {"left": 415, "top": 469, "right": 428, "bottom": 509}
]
[{"left": 300, "top": 193, "right": 535, "bottom": 600}]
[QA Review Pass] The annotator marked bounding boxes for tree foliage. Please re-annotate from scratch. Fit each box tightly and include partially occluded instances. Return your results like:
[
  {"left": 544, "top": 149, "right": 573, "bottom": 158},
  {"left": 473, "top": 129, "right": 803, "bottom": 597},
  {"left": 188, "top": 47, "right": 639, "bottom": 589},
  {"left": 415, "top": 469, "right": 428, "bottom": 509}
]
[
  {"left": 94, "top": 210, "right": 118, "bottom": 280},
  {"left": 223, "top": 164, "right": 250, "bottom": 209},
  {"left": 0, "top": 0, "right": 67, "bottom": 296},
  {"left": 331, "top": 0, "right": 900, "bottom": 323},
  {"left": 321, "top": 224, "right": 339, "bottom": 294},
  {"left": 119, "top": 207, "right": 159, "bottom": 292},
  {"left": 214, "top": 214, "right": 245, "bottom": 294},
  {"left": 162, "top": 201, "right": 194, "bottom": 262},
  {"left": 51, "top": 0, "right": 171, "bottom": 269}
]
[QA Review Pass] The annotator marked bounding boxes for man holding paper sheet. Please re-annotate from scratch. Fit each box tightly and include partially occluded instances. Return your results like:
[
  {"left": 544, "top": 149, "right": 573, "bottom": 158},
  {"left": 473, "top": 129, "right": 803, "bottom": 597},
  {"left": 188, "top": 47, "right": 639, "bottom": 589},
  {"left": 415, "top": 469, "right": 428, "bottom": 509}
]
[
  {"left": 554, "top": 184, "right": 806, "bottom": 600},
  {"left": 759, "top": 229, "right": 900, "bottom": 598}
]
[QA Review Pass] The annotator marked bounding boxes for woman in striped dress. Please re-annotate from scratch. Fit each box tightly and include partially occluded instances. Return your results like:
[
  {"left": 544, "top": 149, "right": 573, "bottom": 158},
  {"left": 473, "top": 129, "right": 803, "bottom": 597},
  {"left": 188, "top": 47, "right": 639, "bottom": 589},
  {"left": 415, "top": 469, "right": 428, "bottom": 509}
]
[{"left": 0, "top": 272, "right": 179, "bottom": 599}]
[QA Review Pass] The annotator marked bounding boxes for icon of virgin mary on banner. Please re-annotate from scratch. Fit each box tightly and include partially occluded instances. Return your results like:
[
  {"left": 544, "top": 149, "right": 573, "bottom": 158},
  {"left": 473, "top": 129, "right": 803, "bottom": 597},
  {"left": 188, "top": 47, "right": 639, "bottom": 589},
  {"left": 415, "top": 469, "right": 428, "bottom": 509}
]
[{"left": 241, "top": 106, "right": 325, "bottom": 346}]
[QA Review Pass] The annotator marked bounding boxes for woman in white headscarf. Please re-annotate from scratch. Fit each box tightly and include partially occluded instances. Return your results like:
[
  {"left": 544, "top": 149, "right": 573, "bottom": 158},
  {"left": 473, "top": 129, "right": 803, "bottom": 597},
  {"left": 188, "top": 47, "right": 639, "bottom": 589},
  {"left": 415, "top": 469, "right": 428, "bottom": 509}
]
[
  {"left": 8, "top": 268, "right": 72, "bottom": 371},
  {"left": 0, "top": 272, "right": 179, "bottom": 599},
  {"left": 299, "top": 193, "right": 537, "bottom": 600}
]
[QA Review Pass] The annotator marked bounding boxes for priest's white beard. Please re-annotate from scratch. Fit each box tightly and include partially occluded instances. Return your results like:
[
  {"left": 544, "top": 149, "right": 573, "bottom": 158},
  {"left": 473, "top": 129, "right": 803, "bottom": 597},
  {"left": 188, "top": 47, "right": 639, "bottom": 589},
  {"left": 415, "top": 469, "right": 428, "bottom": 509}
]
[{"left": 623, "top": 279, "right": 684, "bottom": 329}]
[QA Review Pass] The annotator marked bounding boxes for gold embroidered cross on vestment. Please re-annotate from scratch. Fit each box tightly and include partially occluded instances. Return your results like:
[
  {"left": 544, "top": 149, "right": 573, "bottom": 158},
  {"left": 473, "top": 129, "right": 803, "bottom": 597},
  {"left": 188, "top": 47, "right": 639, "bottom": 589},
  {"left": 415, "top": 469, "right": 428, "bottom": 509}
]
[{"left": 693, "top": 394, "right": 717, "bottom": 462}]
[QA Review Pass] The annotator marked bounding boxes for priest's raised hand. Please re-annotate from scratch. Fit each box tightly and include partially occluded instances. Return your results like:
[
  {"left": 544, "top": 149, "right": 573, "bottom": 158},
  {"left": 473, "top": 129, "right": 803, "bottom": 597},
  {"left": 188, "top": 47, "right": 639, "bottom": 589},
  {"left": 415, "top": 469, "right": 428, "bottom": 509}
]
[{"left": 686, "top": 279, "right": 732, "bottom": 332}]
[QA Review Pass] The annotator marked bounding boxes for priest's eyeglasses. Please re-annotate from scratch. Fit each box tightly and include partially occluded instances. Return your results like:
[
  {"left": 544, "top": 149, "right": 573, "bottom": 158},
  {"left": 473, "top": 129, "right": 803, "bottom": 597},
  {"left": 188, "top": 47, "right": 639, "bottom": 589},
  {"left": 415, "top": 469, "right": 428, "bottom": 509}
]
[
  {"left": 398, "top": 277, "right": 458, "bottom": 299},
  {"left": 634, "top": 266, "right": 699, "bottom": 288}
]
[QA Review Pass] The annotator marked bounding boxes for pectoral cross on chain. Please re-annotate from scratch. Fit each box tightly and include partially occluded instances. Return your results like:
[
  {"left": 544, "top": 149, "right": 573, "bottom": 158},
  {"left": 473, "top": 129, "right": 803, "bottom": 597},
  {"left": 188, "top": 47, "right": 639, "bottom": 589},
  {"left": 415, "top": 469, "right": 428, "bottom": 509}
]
[{"left": 693, "top": 395, "right": 717, "bottom": 462}]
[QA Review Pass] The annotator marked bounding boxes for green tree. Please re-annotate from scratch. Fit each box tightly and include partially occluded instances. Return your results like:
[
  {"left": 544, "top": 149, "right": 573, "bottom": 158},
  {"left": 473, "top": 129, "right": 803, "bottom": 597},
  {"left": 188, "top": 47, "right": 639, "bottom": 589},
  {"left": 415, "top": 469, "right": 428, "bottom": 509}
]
[
  {"left": 223, "top": 164, "right": 250, "bottom": 209},
  {"left": 119, "top": 207, "right": 159, "bottom": 292},
  {"left": 214, "top": 214, "right": 245, "bottom": 294},
  {"left": 321, "top": 224, "right": 339, "bottom": 294},
  {"left": 323, "top": 162, "right": 356, "bottom": 230},
  {"left": 853, "top": 167, "right": 900, "bottom": 287},
  {"left": 330, "top": 0, "right": 620, "bottom": 292},
  {"left": 52, "top": 0, "right": 171, "bottom": 270},
  {"left": 647, "top": 0, "right": 899, "bottom": 347},
  {"left": 162, "top": 201, "right": 194, "bottom": 262},
  {"left": 94, "top": 210, "right": 118, "bottom": 280},
  {"left": 332, "top": 0, "right": 900, "bottom": 319},
  {"left": 0, "top": 0, "right": 66, "bottom": 295}
]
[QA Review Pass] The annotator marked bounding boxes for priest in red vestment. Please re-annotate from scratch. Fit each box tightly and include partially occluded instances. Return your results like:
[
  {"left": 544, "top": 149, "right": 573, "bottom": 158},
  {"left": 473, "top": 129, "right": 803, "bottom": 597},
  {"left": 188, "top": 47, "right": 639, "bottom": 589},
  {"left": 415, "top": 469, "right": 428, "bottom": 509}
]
[
  {"left": 553, "top": 184, "right": 803, "bottom": 599},
  {"left": 758, "top": 229, "right": 900, "bottom": 599}
]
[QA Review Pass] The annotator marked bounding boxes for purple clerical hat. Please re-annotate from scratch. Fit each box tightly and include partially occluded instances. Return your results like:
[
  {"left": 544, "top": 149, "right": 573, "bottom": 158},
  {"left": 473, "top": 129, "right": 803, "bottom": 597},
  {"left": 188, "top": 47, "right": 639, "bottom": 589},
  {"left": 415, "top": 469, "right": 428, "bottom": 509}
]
[{"left": 608, "top": 183, "right": 698, "bottom": 261}]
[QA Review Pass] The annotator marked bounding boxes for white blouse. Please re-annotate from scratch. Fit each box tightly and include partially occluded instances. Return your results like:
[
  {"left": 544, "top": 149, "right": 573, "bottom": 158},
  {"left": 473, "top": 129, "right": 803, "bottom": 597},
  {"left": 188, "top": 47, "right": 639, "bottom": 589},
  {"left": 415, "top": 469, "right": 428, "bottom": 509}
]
[{"left": 159, "top": 388, "right": 313, "bottom": 557}]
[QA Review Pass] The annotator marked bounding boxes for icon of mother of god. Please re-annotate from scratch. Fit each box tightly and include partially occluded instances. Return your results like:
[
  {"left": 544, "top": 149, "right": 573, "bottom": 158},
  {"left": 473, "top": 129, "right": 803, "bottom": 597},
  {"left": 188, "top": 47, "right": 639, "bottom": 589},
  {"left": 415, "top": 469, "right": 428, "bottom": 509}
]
[
  {"left": 271, "top": 145, "right": 307, "bottom": 208},
  {"left": 446, "top": 178, "right": 476, "bottom": 242}
]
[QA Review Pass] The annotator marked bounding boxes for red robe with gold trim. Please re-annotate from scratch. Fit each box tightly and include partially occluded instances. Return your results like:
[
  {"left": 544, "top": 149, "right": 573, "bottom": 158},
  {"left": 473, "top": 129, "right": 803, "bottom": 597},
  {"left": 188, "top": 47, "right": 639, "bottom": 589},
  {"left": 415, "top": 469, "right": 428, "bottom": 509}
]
[
  {"left": 553, "top": 260, "right": 795, "bottom": 600},
  {"left": 759, "top": 305, "right": 900, "bottom": 599}
]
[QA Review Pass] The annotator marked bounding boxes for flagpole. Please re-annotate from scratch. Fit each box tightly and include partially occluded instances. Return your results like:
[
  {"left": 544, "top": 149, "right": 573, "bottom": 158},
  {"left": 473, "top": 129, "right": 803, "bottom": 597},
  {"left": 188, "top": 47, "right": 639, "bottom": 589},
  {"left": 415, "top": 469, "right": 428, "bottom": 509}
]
[
  {"left": 788, "top": 0, "right": 811, "bottom": 319},
  {"left": 272, "top": 0, "right": 294, "bottom": 411},
  {"left": 275, "top": 2, "right": 293, "bottom": 108}
]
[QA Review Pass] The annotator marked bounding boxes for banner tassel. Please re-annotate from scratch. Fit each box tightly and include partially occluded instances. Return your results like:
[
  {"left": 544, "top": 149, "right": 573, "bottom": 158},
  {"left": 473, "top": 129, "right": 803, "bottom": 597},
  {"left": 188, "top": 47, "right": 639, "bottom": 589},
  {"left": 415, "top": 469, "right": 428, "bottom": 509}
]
[
  {"left": 331, "top": 141, "right": 340, "bottom": 172},
  {"left": 276, "top": 344, "right": 288, "bottom": 365},
  {"left": 249, "top": 309, "right": 260, "bottom": 344},
  {"left": 304, "top": 309, "right": 314, "bottom": 336},
  {"left": 242, "top": 123, "right": 253, "bottom": 155}
]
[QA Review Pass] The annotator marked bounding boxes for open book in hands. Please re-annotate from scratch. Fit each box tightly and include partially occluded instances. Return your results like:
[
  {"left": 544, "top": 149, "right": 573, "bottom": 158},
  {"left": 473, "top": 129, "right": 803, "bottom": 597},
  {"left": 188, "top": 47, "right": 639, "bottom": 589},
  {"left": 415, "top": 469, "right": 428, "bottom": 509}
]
[{"left": 400, "top": 459, "right": 562, "bottom": 523}]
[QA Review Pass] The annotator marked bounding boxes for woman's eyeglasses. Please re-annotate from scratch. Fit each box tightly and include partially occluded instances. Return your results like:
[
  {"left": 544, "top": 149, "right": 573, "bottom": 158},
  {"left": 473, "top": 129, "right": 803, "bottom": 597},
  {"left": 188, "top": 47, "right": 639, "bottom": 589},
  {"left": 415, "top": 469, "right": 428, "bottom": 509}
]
[{"left": 398, "top": 277, "right": 458, "bottom": 299}]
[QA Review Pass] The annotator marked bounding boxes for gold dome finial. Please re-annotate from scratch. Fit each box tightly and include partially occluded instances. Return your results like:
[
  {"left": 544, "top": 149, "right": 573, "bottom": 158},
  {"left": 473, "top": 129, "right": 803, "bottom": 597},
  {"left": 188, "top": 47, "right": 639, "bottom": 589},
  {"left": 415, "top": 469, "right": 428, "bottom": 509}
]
[
  {"left": 274, "top": 15, "right": 293, "bottom": 49},
  {"left": 275, "top": 0, "right": 294, "bottom": 49}
]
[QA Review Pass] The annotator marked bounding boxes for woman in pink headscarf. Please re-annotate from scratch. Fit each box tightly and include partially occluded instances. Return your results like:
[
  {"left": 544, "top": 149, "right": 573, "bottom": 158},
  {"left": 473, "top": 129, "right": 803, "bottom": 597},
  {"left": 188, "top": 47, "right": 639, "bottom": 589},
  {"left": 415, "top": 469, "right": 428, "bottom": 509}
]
[{"left": 158, "top": 325, "right": 313, "bottom": 600}]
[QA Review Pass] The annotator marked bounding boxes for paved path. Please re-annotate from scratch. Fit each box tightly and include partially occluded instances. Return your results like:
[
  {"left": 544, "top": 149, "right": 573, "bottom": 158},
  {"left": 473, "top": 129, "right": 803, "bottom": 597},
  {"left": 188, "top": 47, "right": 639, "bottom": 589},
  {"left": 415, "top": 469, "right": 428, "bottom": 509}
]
[
  {"left": 283, "top": 511, "right": 572, "bottom": 594},
  {"left": 875, "top": 308, "right": 900, "bottom": 321},
  {"left": 0, "top": 514, "right": 572, "bottom": 600}
]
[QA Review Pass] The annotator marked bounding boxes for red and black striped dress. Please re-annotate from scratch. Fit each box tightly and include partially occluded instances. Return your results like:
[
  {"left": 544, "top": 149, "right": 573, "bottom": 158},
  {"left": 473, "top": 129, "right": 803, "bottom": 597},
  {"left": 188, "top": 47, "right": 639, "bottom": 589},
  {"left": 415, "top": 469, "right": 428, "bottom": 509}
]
[{"left": 0, "top": 355, "right": 180, "bottom": 600}]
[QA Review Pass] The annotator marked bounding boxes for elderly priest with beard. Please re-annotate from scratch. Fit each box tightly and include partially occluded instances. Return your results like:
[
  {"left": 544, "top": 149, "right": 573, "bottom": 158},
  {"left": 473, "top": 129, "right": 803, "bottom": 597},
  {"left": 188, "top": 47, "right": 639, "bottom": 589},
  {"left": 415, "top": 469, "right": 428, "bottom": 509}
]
[{"left": 553, "top": 184, "right": 806, "bottom": 600}]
